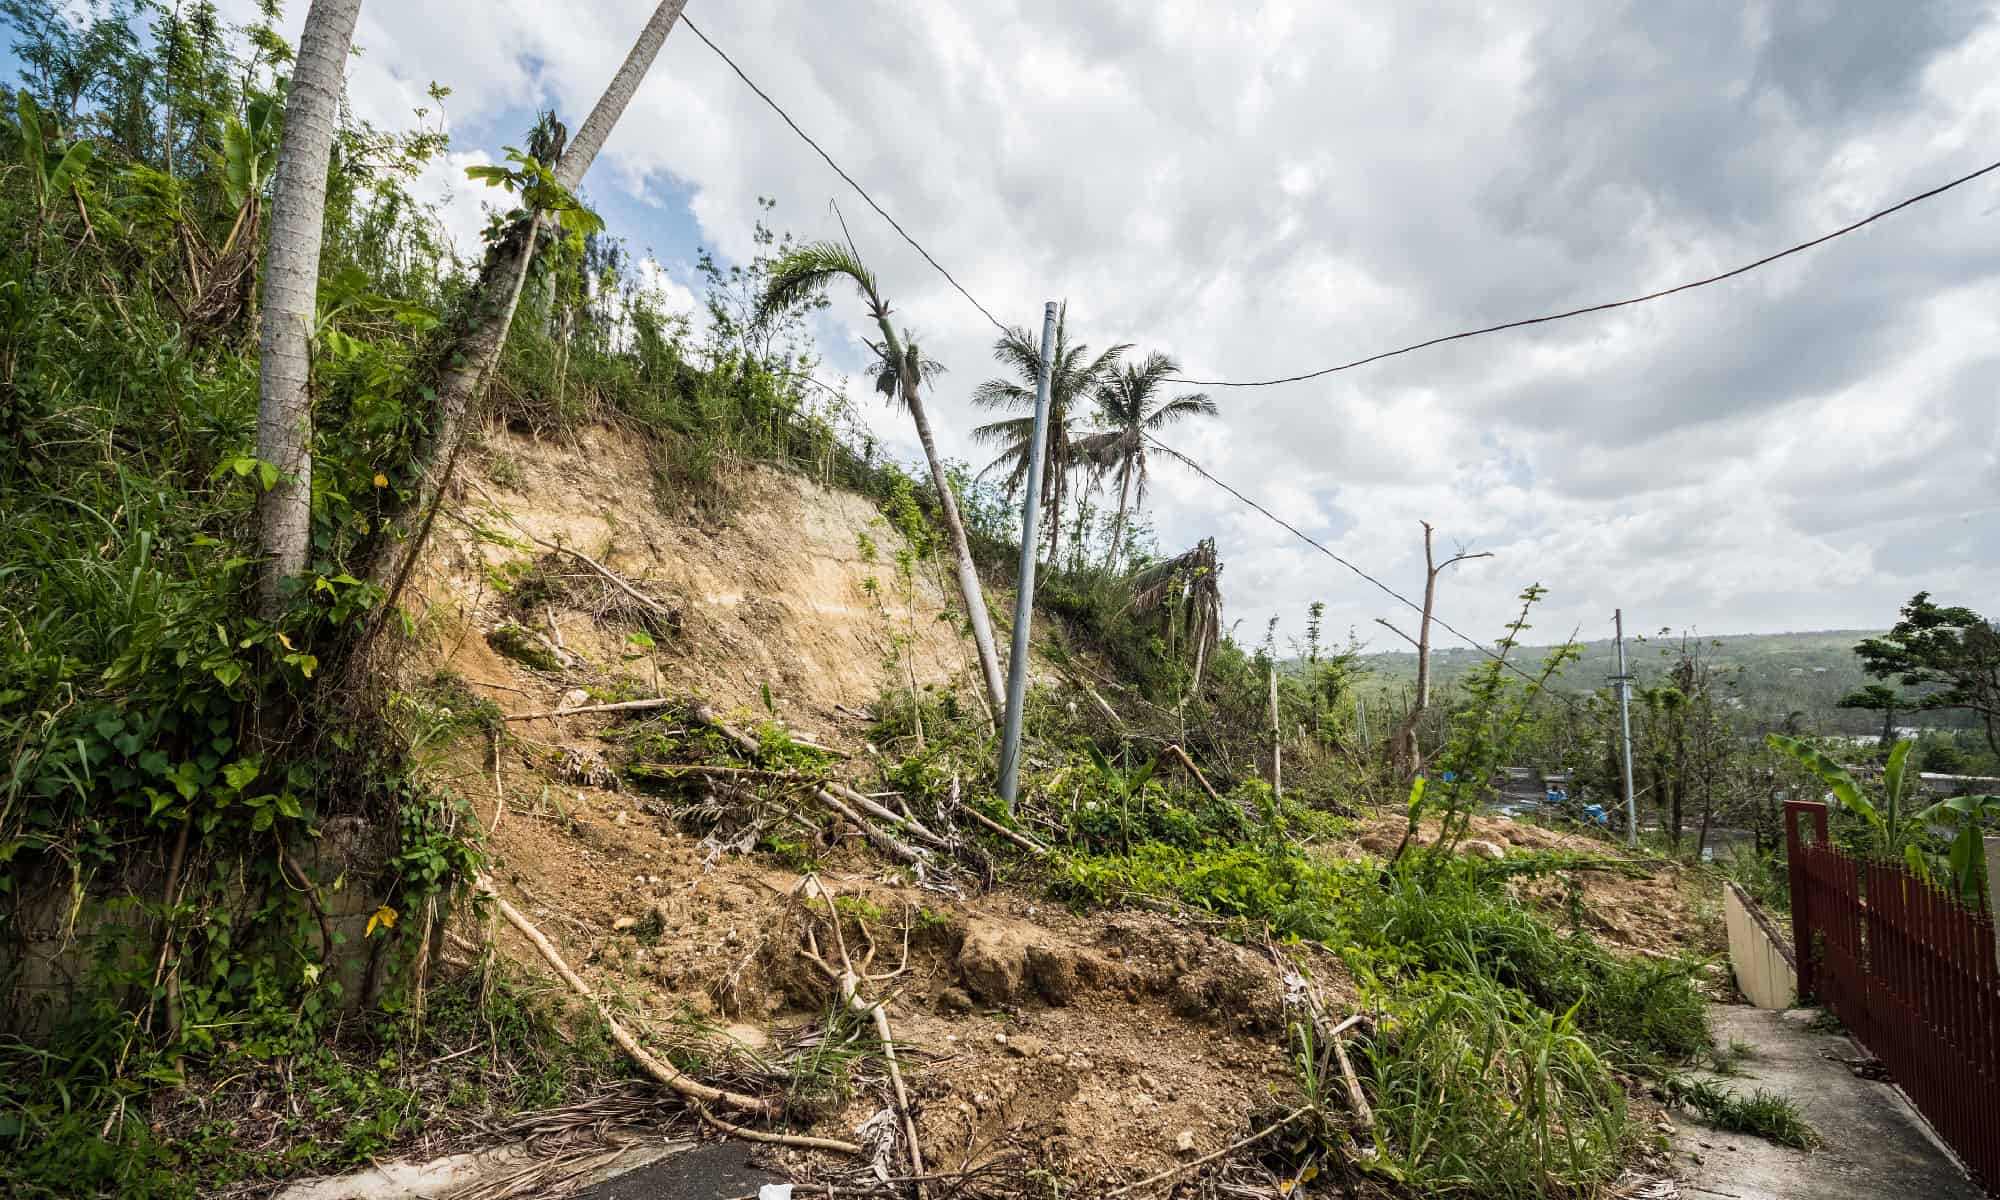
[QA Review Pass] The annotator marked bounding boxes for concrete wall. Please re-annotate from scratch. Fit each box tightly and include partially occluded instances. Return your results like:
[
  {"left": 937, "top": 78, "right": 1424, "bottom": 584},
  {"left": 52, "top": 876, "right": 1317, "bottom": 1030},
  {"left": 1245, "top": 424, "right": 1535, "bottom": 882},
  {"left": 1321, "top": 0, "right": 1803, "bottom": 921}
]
[
  {"left": 0, "top": 816, "right": 396, "bottom": 1037},
  {"left": 1725, "top": 882, "right": 1797, "bottom": 1010}
]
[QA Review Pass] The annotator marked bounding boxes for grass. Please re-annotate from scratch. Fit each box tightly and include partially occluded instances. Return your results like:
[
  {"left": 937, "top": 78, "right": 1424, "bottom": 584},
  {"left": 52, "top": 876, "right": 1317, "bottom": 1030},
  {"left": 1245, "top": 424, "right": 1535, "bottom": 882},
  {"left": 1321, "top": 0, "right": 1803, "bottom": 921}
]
[
  {"left": 1353, "top": 978, "right": 1631, "bottom": 1198},
  {"left": 0, "top": 965, "right": 627, "bottom": 1198},
  {"left": 1659, "top": 1076, "right": 1819, "bottom": 1149}
]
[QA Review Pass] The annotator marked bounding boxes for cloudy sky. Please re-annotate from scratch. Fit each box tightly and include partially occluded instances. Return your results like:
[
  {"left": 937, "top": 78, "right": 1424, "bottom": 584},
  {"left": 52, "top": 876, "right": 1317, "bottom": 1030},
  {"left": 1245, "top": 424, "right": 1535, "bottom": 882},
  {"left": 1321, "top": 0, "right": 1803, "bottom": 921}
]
[{"left": 261, "top": 0, "right": 2000, "bottom": 654}]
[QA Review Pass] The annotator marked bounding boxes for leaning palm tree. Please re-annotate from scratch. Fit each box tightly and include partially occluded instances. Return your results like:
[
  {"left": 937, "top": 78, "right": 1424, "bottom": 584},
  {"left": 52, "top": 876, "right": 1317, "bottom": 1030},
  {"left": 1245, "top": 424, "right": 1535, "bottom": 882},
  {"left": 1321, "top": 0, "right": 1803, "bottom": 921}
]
[
  {"left": 1075, "top": 352, "right": 1216, "bottom": 569},
  {"left": 369, "top": 0, "right": 688, "bottom": 596},
  {"left": 971, "top": 304, "right": 1127, "bottom": 562},
  {"left": 757, "top": 242, "right": 1007, "bottom": 715}
]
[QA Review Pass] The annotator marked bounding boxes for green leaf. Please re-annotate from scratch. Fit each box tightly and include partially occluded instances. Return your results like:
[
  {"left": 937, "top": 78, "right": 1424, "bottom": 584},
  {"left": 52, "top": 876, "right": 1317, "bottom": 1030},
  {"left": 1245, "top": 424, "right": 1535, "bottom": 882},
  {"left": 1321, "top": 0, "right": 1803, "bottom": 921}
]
[
  {"left": 1765, "top": 734, "right": 1874, "bottom": 826},
  {"left": 222, "top": 116, "right": 257, "bottom": 209},
  {"left": 48, "top": 139, "right": 93, "bottom": 198},
  {"left": 258, "top": 461, "right": 279, "bottom": 491},
  {"left": 251, "top": 806, "right": 275, "bottom": 832},
  {"left": 221, "top": 760, "right": 260, "bottom": 791},
  {"left": 211, "top": 661, "right": 243, "bottom": 687},
  {"left": 1883, "top": 738, "right": 1914, "bottom": 840},
  {"left": 16, "top": 92, "right": 45, "bottom": 200}
]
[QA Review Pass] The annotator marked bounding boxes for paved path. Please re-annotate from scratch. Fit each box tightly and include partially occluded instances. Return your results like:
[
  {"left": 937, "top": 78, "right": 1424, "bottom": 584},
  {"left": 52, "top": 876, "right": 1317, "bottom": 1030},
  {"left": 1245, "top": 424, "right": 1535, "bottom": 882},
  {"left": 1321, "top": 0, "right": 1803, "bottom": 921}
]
[
  {"left": 573, "top": 1140, "right": 782, "bottom": 1200},
  {"left": 1673, "top": 1004, "right": 1981, "bottom": 1200}
]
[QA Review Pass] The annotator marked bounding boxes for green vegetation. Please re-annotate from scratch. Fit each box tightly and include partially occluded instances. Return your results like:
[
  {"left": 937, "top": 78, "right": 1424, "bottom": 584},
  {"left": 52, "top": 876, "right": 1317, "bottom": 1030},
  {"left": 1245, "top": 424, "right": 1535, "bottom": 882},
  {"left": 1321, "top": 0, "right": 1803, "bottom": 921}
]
[
  {"left": 1657, "top": 1075, "right": 1818, "bottom": 1149},
  {"left": 0, "top": 3, "right": 1934, "bottom": 1196}
]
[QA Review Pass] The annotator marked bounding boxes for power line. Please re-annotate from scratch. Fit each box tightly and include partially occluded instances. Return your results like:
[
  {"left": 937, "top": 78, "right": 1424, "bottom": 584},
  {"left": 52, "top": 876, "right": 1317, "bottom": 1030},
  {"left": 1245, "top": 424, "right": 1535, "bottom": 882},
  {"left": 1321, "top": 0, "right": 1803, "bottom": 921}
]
[
  {"left": 1167, "top": 156, "right": 2000, "bottom": 387},
  {"left": 1144, "top": 432, "right": 1582, "bottom": 703},
  {"left": 681, "top": 16, "right": 1011, "bottom": 335}
]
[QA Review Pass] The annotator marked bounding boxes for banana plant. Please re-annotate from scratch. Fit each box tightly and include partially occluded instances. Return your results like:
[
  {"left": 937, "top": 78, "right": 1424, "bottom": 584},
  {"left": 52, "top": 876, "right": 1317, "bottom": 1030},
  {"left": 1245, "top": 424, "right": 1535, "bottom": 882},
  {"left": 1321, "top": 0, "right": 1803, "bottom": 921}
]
[
  {"left": 1767, "top": 733, "right": 1996, "bottom": 906},
  {"left": 1911, "top": 792, "right": 2000, "bottom": 907},
  {"left": 1767, "top": 733, "right": 1915, "bottom": 854},
  {"left": 11, "top": 92, "right": 95, "bottom": 215}
]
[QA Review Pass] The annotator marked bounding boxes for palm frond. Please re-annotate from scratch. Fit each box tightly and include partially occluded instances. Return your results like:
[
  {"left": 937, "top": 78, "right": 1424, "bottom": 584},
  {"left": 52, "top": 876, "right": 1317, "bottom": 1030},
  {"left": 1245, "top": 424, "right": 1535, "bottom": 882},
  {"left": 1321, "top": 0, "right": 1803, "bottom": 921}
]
[
  {"left": 1146, "top": 393, "right": 1218, "bottom": 425},
  {"left": 757, "top": 240, "right": 879, "bottom": 326},
  {"left": 971, "top": 415, "right": 1035, "bottom": 446}
]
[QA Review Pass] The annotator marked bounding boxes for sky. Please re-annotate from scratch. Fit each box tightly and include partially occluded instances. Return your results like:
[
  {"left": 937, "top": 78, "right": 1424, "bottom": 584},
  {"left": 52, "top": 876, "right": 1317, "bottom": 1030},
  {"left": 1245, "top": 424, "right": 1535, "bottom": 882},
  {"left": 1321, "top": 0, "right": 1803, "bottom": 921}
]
[{"left": 235, "top": 0, "right": 2000, "bottom": 655}]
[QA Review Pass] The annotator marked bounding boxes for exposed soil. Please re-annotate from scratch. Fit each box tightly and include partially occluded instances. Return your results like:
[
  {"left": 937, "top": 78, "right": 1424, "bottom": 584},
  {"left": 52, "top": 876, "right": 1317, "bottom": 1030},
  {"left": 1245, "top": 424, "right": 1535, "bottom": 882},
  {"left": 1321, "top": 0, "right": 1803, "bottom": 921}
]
[
  {"left": 403, "top": 437, "right": 1307, "bottom": 1188},
  {"left": 411, "top": 425, "right": 981, "bottom": 736},
  {"left": 384, "top": 428, "right": 1721, "bottom": 1195}
]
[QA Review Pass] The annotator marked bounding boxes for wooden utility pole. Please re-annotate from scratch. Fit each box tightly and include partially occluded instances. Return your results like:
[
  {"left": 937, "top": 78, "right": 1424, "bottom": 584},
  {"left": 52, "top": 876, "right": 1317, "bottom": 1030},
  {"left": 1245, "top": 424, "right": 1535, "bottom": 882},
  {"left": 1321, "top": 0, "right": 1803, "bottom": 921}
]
[{"left": 1269, "top": 663, "right": 1282, "bottom": 802}]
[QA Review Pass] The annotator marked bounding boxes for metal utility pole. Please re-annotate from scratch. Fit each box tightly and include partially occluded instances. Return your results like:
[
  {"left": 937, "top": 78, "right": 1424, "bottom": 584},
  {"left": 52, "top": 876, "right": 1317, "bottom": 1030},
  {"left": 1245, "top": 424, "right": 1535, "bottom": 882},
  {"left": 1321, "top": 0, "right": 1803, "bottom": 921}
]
[
  {"left": 1612, "top": 608, "right": 1638, "bottom": 847},
  {"left": 996, "top": 301, "right": 1059, "bottom": 811}
]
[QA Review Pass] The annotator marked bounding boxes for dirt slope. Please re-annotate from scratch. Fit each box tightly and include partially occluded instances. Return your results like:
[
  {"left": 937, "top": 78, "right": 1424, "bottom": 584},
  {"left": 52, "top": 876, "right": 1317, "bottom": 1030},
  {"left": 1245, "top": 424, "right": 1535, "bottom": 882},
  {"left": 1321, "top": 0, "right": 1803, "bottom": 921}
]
[
  {"left": 413, "top": 426, "right": 982, "bottom": 734},
  {"left": 403, "top": 427, "right": 1298, "bottom": 1188}
]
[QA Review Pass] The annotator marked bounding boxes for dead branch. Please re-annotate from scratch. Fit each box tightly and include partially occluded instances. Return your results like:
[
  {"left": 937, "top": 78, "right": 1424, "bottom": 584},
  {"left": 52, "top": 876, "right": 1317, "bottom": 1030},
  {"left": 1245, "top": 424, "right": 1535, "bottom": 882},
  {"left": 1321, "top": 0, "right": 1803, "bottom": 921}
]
[
  {"left": 1330, "top": 1026, "right": 1375, "bottom": 1136},
  {"left": 503, "top": 696, "right": 678, "bottom": 722},
  {"left": 479, "top": 877, "right": 803, "bottom": 1124},
  {"left": 814, "top": 788, "right": 926, "bottom": 866},
  {"left": 1161, "top": 743, "right": 1222, "bottom": 805},
  {"left": 692, "top": 702, "right": 765, "bottom": 757},
  {"left": 961, "top": 805, "right": 1049, "bottom": 857},
  {"left": 462, "top": 475, "right": 679, "bottom": 628},
  {"left": 824, "top": 781, "right": 945, "bottom": 846},
  {"left": 797, "top": 879, "right": 926, "bottom": 1190},
  {"left": 1104, "top": 1105, "right": 1311, "bottom": 1197},
  {"left": 691, "top": 1101, "right": 866, "bottom": 1155}
]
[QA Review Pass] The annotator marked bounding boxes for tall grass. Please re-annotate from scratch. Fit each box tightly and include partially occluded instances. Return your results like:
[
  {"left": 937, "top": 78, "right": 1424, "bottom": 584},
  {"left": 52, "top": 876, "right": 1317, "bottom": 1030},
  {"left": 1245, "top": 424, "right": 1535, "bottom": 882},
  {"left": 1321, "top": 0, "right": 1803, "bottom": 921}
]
[{"left": 1358, "top": 978, "right": 1630, "bottom": 1198}]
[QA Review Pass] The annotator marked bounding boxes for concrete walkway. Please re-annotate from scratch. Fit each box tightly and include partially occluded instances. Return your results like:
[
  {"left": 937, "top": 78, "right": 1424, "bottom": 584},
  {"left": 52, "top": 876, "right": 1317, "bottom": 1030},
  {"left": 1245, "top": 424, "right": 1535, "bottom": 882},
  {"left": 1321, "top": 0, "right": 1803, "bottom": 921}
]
[{"left": 1673, "top": 1004, "right": 1981, "bottom": 1200}]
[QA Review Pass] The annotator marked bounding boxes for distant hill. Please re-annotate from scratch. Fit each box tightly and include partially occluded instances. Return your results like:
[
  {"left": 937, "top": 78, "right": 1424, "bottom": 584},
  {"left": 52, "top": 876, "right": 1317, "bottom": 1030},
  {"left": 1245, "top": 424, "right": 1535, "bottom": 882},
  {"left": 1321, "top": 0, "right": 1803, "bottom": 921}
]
[{"left": 1349, "top": 629, "right": 1975, "bottom": 734}]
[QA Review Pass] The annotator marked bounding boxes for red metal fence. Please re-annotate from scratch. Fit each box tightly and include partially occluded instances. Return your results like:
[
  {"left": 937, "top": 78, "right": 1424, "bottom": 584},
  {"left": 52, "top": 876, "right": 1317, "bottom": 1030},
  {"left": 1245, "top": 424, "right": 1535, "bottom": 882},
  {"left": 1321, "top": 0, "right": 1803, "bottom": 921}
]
[{"left": 1786, "top": 800, "right": 2000, "bottom": 1194}]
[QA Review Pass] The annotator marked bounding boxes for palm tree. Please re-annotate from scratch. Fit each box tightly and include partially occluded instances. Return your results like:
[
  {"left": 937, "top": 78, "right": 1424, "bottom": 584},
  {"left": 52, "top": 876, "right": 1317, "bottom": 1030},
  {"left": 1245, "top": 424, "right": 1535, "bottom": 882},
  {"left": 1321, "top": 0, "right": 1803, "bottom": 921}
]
[
  {"left": 1074, "top": 352, "right": 1215, "bottom": 568},
  {"left": 757, "top": 242, "right": 1008, "bottom": 715},
  {"left": 371, "top": 0, "right": 688, "bottom": 592},
  {"left": 971, "top": 304, "right": 1127, "bottom": 562},
  {"left": 253, "top": 0, "right": 363, "bottom": 616}
]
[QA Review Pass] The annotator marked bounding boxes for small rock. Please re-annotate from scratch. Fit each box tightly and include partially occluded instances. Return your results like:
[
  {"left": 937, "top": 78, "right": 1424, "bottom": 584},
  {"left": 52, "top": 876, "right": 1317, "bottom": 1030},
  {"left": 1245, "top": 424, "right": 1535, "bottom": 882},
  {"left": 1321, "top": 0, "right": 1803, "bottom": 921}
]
[
  {"left": 557, "top": 688, "right": 591, "bottom": 711},
  {"left": 1006, "top": 1035, "right": 1047, "bottom": 1059},
  {"left": 938, "top": 986, "right": 975, "bottom": 1014},
  {"left": 614, "top": 810, "right": 629, "bottom": 826},
  {"left": 1458, "top": 838, "right": 1507, "bottom": 860},
  {"left": 994, "top": 1032, "right": 1009, "bottom": 1047},
  {"left": 612, "top": 915, "right": 638, "bottom": 932},
  {"left": 1175, "top": 1130, "right": 1196, "bottom": 1154}
]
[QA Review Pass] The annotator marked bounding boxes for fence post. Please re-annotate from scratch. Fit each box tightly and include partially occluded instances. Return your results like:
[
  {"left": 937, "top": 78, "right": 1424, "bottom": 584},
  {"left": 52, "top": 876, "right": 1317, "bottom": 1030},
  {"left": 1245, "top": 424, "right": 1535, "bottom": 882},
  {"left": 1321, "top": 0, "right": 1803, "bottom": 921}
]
[{"left": 1784, "top": 799, "right": 1828, "bottom": 1001}]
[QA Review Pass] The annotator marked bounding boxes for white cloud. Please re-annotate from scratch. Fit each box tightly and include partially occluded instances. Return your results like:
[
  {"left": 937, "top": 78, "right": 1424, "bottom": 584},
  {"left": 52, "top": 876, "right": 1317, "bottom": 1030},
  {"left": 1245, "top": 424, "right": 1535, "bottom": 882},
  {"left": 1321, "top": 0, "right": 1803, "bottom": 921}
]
[{"left": 260, "top": 0, "right": 2000, "bottom": 646}]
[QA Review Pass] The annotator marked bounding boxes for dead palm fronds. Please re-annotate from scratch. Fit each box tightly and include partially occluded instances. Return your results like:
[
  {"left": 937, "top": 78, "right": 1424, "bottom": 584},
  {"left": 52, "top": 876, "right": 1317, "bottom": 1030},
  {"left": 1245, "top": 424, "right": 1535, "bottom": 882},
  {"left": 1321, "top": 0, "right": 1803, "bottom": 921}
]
[{"left": 1126, "top": 537, "right": 1223, "bottom": 694}]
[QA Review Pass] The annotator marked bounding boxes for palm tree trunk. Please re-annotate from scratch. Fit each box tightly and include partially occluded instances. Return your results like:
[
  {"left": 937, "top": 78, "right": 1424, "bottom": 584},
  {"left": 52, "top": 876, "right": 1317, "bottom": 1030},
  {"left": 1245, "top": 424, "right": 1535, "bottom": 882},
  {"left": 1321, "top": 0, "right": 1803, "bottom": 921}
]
[
  {"left": 874, "top": 316, "right": 1007, "bottom": 714},
  {"left": 253, "top": 0, "right": 362, "bottom": 617},
  {"left": 369, "top": 0, "right": 686, "bottom": 589},
  {"left": 1106, "top": 462, "right": 1133, "bottom": 567}
]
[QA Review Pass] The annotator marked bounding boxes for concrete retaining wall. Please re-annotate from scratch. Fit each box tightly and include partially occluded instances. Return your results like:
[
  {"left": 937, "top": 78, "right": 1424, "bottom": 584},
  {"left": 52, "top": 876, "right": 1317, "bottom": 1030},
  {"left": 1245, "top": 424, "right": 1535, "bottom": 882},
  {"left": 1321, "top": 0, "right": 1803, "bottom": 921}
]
[{"left": 1725, "top": 881, "right": 1797, "bottom": 1010}]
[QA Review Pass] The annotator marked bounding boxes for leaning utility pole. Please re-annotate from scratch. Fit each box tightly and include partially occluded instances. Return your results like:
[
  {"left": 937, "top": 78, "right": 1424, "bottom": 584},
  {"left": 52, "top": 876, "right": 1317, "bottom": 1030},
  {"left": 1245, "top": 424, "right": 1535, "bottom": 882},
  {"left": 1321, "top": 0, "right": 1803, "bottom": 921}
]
[
  {"left": 996, "top": 302, "right": 1060, "bottom": 812},
  {"left": 1612, "top": 609, "right": 1638, "bottom": 847}
]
